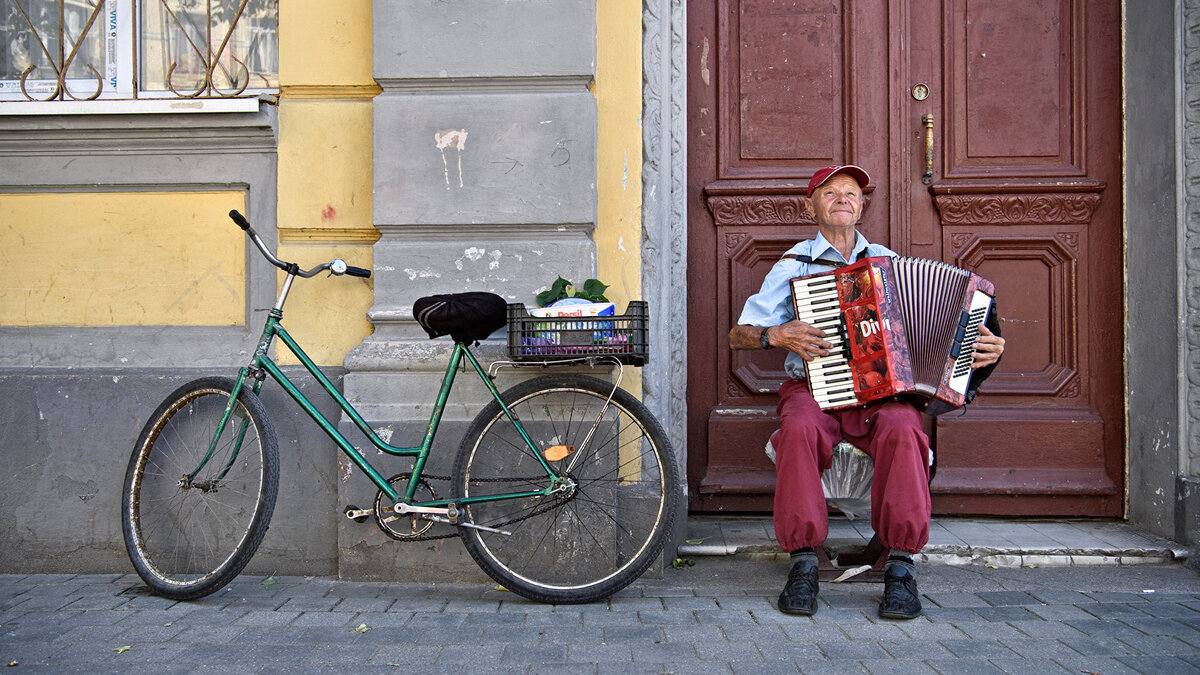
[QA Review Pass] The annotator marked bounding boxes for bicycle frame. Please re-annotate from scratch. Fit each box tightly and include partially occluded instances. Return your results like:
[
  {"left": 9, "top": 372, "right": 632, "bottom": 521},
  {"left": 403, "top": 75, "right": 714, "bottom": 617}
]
[{"left": 187, "top": 274, "right": 566, "bottom": 510}]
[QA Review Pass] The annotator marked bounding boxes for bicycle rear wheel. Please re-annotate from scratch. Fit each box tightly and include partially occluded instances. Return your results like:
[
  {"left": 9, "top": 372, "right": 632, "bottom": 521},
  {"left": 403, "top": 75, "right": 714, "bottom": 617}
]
[
  {"left": 121, "top": 376, "right": 279, "bottom": 600},
  {"left": 453, "top": 374, "right": 679, "bottom": 603}
]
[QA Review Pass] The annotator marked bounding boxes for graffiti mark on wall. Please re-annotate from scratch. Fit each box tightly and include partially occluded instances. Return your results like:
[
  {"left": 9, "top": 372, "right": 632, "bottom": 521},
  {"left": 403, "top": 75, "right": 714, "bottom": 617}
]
[{"left": 434, "top": 129, "right": 468, "bottom": 189}]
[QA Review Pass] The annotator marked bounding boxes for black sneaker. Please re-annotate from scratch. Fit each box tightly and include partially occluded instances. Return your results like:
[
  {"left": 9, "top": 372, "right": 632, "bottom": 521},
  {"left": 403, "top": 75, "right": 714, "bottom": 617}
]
[
  {"left": 778, "top": 558, "right": 819, "bottom": 615},
  {"left": 878, "top": 565, "right": 922, "bottom": 620}
]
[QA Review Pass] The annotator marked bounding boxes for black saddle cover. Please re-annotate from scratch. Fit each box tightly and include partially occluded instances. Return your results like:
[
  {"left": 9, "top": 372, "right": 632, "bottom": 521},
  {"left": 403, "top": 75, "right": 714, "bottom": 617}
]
[{"left": 413, "top": 292, "right": 507, "bottom": 343}]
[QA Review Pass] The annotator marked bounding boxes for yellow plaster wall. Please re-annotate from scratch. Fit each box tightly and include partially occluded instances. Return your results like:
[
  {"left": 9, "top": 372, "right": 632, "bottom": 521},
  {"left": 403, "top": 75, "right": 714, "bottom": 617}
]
[
  {"left": 275, "top": 1, "right": 377, "bottom": 365},
  {"left": 0, "top": 191, "right": 246, "bottom": 327},
  {"left": 595, "top": 1, "right": 644, "bottom": 394},
  {"left": 278, "top": 0, "right": 373, "bottom": 87}
]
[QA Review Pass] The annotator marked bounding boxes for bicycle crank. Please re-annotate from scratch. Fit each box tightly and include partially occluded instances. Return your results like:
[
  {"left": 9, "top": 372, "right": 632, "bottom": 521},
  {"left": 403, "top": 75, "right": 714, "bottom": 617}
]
[
  {"left": 372, "top": 473, "right": 440, "bottom": 541},
  {"left": 343, "top": 505, "right": 373, "bottom": 523}
]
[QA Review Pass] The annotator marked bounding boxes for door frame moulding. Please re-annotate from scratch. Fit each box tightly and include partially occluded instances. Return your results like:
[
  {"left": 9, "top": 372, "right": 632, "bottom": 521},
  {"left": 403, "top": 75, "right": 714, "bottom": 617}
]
[{"left": 642, "top": 0, "right": 690, "bottom": 464}]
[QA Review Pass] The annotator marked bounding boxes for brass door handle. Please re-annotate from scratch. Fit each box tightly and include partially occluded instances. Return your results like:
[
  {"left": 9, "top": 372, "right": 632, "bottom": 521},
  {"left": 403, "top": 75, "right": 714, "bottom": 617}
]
[{"left": 922, "top": 114, "right": 934, "bottom": 185}]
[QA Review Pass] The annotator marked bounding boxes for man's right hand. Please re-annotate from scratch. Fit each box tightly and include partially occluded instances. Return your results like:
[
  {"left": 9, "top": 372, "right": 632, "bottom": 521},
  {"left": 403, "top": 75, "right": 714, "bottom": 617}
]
[{"left": 768, "top": 320, "right": 833, "bottom": 361}]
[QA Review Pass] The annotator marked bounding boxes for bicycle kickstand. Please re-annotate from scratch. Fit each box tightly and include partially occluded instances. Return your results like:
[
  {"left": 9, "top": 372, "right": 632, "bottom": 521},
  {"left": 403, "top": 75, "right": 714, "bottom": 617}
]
[{"left": 426, "top": 514, "right": 513, "bottom": 536}]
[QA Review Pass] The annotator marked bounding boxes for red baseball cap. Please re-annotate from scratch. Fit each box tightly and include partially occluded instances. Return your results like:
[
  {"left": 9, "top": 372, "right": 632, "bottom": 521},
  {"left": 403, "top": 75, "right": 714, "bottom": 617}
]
[{"left": 806, "top": 165, "right": 871, "bottom": 198}]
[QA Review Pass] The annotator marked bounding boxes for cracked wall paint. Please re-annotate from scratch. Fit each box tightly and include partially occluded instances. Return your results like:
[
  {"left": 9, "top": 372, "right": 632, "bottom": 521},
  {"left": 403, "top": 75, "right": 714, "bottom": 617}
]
[
  {"left": 403, "top": 268, "right": 442, "bottom": 281},
  {"left": 374, "top": 425, "right": 394, "bottom": 445}
]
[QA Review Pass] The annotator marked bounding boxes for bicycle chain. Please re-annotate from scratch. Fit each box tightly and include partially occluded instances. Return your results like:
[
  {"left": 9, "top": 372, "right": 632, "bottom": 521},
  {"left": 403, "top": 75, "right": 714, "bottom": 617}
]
[{"left": 384, "top": 473, "right": 575, "bottom": 542}]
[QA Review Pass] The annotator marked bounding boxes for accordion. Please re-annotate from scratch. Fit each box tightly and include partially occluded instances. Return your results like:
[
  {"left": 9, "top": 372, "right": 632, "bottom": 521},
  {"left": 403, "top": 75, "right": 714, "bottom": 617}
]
[{"left": 789, "top": 256, "right": 996, "bottom": 416}]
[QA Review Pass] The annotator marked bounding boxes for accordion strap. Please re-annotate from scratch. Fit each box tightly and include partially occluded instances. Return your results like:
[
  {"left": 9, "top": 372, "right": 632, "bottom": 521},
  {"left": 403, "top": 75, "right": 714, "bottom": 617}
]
[{"left": 779, "top": 248, "right": 870, "bottom": 267}]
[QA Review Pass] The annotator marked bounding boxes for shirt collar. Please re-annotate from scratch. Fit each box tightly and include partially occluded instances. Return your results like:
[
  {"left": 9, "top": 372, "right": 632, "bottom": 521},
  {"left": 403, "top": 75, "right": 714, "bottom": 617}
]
[{"left": 810, "top": 230, "right": 870, "bottom": 264}]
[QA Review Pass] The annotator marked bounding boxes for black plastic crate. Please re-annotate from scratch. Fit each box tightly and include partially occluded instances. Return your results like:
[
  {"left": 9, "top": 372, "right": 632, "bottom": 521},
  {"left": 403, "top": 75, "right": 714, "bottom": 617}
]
[{"left": 506, "top": 301, "right": 649, "bottom": 366}]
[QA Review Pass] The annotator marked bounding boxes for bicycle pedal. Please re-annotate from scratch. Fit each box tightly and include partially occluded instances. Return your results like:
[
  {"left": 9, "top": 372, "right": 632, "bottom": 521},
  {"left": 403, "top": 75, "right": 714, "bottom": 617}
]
[{"left": 344, "top": 505, "right": 374, "bottom": 522}]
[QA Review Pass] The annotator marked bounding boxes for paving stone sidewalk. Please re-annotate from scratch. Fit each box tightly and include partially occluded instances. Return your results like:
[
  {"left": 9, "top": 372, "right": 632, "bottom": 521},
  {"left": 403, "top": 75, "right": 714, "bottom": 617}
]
[{"left": 2, "top": 555, "right": 1198, "bottom": 673}]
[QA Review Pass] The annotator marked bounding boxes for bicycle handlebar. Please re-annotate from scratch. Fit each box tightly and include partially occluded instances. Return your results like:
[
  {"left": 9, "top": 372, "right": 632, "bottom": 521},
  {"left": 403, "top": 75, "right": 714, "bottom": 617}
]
[
  {"left": 228, "top": 209, "right": 253, "bottom": 232},
  {"left": 229, "top": 210, "right": 371, "bottom": 280}
]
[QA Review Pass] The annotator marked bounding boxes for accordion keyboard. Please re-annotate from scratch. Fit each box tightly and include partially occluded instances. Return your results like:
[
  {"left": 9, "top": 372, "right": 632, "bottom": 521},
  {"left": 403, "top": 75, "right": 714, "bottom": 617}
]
[
  {"left": 790, "top": 275, "right": 859, "bottom": 408},
  {"left": 945, "top": 291, "right": 993, "bottom": 395}
]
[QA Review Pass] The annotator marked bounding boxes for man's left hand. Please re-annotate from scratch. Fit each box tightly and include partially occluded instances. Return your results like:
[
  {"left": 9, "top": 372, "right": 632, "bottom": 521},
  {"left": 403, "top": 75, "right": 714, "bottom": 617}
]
[{"left": 972, "top": 324, "right": 1005, "bottom": 369}]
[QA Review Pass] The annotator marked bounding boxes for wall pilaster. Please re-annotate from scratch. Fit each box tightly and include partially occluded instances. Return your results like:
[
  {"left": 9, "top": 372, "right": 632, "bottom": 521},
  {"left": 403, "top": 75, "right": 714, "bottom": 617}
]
[{"left": 338, "top": 1, "right": 599, "bottom": 579}]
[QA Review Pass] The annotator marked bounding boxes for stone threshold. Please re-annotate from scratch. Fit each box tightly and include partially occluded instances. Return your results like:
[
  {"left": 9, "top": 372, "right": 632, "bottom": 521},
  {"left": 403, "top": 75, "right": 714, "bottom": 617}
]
[{"left": 679, "top": 515, "right": 1191, "bottom": 569}]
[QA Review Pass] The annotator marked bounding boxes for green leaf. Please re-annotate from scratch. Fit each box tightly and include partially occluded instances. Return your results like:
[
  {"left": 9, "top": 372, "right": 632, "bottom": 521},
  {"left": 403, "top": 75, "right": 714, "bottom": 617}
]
[
  {"left": 113, "top": 646, "right": 132, "bottom": 654},
  {"left": 350, "top": 623, "right": 371, "bottom": 634},
  {"left": 685, "top": 538, "right": 704, "bottom": 545},
  {"left": 536, "top": 277, "right": 572, "bottom": 307},
  {"left": 580, "top": 278, "right": 609, "bottom": 302},
  {"left": 671, "top": 557, "right": 695, "bottom": 569},
  {"left": 260, "top": 577, "right": 276, "bottom": 585}
]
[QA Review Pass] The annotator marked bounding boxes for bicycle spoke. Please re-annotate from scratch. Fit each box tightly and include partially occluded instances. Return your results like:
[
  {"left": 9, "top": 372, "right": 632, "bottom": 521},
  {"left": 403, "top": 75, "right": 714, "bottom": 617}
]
[
  {"left": 123, "top": 379, "right": 278, "bottom": 599},
  {"left": 454, "top": 374, "right": 677, "bottom": 603}
]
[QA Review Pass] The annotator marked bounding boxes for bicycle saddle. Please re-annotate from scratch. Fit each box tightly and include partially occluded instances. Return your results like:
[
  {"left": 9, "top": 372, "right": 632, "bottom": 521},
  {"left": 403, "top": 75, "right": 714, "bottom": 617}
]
[{"left": 414, "top": 292, "right": 508, "bottom": 343}]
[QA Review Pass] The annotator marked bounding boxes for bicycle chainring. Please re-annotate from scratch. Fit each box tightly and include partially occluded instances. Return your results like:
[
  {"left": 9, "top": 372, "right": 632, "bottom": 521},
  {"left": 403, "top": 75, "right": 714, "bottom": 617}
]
[{"left": 373, "top": 473, "right": 443, "bottom": 541}]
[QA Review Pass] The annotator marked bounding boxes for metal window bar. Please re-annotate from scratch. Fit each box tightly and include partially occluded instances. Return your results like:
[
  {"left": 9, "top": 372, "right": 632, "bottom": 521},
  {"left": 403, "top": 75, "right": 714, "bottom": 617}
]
[{"left": 2, "top": 0, "right": 277, "bottom": 101}]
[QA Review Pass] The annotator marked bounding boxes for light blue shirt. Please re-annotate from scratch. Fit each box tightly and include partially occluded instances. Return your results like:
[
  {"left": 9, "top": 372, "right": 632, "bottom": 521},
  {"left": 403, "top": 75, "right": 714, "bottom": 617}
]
[{"left": 737, "top": 231, "right": 898, "bottom": 380}]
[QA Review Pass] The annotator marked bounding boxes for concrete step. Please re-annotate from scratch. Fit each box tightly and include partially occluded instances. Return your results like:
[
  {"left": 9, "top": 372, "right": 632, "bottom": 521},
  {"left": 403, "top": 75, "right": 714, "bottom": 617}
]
[{"left": 678, "top": 515, "right": 1191, "bottom": 569}]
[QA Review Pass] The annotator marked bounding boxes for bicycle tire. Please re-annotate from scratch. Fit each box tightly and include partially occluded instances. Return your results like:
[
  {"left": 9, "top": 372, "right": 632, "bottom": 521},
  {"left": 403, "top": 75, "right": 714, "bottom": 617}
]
[
  {"left": 121, "top": 376, "right": 279, "bottom": 600},
  {"left": 453, "top": 374, "right": 679, "bottom": 603}
]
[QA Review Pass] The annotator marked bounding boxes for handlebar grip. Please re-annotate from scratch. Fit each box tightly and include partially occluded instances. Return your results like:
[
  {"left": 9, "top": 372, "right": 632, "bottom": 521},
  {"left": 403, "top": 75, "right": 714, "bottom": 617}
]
[
  {"left": 228, "top": 210, "right": 252, "bottom": 231},
  {"left": 345, "top": 266, "right": 371, "bottom": 279}
]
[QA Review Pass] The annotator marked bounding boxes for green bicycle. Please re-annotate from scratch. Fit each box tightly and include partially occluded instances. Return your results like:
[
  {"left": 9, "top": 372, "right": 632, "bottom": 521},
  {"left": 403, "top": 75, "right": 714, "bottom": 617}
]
[{"left": 120, "top": 210, "right": 679, "bottom": 604}]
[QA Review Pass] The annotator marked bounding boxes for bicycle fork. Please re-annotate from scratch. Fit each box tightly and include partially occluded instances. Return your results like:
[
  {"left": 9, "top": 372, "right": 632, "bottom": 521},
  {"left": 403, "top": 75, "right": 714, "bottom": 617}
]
[
  {"left": 181, "top": 368, "right": 259, "bottom": 491},
  {"left": 182, "top": 304, "right": 281, "bottom": 490}
]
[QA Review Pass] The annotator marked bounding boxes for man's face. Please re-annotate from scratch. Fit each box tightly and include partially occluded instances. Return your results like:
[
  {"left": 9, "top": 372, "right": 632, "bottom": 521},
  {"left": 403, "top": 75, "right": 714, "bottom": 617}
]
[{"left": 808, "top": 174, "right": 864, "bottom": 229}]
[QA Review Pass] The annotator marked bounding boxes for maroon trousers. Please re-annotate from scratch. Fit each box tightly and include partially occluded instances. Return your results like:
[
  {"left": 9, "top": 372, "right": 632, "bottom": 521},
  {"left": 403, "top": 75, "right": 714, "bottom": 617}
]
[{"left": 773, "top": 378, "right": 932, "bottom": 554}]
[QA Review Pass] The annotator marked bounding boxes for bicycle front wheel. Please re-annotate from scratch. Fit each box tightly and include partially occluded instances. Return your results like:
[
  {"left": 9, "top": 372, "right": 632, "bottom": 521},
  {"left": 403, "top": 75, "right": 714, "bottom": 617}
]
[
  {"left": 121, "top": 376, "right": 279, "bottom": 600},
  {"left": 453, "top": 374, "right": 679, "bottom": 604}
]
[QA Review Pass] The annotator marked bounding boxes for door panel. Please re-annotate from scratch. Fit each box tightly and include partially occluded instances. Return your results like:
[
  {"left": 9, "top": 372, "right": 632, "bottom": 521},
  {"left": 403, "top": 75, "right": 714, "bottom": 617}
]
[
  {"left": 688, "top": 0, "right": 892, "bottom": 510},
  {"left": 928, "top": 0, "right": 1121, "bottom": 514},
  {"left": 946, "top": 0, "right": 1085, "bottom": 177},
  {"left": 686, "top": 0, "right": 1123, "bottom": 516}
]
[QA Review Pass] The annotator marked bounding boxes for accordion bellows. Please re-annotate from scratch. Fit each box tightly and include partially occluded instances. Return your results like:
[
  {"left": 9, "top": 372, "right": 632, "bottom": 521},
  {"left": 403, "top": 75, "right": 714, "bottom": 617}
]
[{"left": 789, "top": 256, "right": 995, "bottom": 416}]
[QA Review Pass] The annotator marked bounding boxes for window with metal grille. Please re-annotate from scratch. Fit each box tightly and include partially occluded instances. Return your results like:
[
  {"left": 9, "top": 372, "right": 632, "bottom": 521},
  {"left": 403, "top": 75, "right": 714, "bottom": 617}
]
[{"left": 1, "top": 0, "right": 277, "bottom": 102}]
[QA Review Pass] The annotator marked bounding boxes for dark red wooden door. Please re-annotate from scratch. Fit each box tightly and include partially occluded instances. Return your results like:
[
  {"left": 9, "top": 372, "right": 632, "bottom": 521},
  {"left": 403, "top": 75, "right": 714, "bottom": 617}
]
[{"left": 686, "top": 0, "right": 1124, "bottom": 517}]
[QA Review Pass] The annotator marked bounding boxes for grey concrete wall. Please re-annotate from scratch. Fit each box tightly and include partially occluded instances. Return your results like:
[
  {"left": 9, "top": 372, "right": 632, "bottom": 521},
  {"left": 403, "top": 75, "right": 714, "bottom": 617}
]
[
  {"left": 0, "top": 368, "right": 342, "bottom": 576},
  {"left": 1125, "top": 0, "right": 1185, "bottom": 542},
  {"left": 373, "top": 1, "right": 594, "bottom": 79},
  {"left": 343, "top": 0, "right": 600, "bottom": 576}
]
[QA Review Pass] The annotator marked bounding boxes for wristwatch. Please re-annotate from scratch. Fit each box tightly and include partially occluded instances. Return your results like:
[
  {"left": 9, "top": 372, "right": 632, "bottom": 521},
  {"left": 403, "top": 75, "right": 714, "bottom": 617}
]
[{"left": 759, "top": 326, "right": 773, "bottom": 350}]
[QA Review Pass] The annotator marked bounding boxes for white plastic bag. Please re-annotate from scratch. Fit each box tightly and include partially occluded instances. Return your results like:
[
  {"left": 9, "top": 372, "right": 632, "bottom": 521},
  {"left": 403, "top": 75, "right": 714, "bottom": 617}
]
[{"left": 765, "top": 434, "right": 874, "bottom": 520}]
